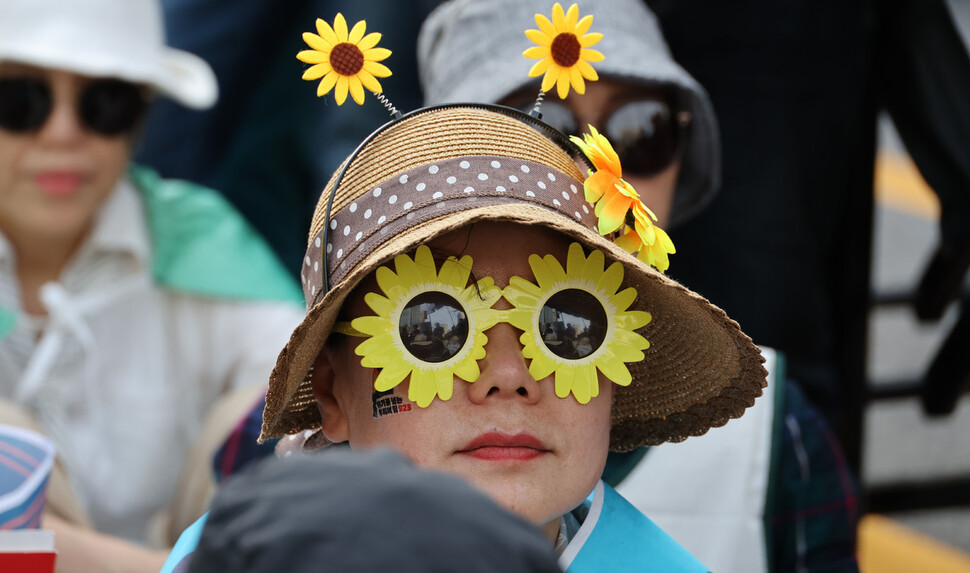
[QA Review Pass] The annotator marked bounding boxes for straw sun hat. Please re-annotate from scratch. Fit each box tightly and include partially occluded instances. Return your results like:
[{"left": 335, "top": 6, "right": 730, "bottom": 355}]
[{"left": 260, "top": 103, "right": 766, "bottom": 451}]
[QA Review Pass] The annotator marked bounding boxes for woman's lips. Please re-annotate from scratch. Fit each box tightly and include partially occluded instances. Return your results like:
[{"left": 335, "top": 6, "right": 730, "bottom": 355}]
[
  {"left": 35, "top": 171, "right": 84, "bottom": 196},
  {"left": 457, "top": 432, "right": 550, "bottom": 462}
]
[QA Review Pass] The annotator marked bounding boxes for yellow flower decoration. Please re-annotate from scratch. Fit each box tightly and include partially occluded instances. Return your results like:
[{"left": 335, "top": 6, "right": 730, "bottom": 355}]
[
  {"left": 297, "top": 14, "right": 392, "bottom": 105},
  {"left": 570, "top": 126, "right": 676, "bottom": 273},
  {"left": 504, "top": 243, "right": 652, "bottom": 404},
  {"left": 570, "top": 126, "right": 636, "bottom": 235},
  {"left": 615, "top": 204, "right": 677, "bottom": 273},
  {"left": 350, "top": 246, "right": 502, "bottom": 407},
  {"left": 523, "top": 3, "right": 604, "bottom": 99}
]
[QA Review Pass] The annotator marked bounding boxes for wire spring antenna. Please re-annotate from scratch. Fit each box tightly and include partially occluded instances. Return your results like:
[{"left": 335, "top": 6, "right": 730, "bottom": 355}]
[
  {"left": 375, "top": 93, "right": 403, "bottom": 119},
  {"left": 529, "top": 89, "right": 545, "bottom": 119}
]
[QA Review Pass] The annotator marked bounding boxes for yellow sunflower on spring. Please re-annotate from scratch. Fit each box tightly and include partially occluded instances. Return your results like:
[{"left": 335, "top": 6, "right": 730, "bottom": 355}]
[
  {"left": 350, "top": 246, "right": 502, "bottom": 407},
  {"left": 504, "top": 243, "right": 652, "bottom": 404},
  {"left": 297, "top": 14, "right": 392, "bottom": 105},
  {"left": 523, "top": 3, "right": 604, "bottom": 99},
  {"left": 571, "top": 125, "right": 676, "bottom": 273}
]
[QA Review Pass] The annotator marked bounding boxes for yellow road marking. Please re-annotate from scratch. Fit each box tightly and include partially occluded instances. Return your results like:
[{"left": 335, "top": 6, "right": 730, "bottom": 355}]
[
  {"left": 874, "top": 152, "right": 940, "bottom": 221},
  {"left": 858, "top": 515, "right": 970, "bottom": 572}
]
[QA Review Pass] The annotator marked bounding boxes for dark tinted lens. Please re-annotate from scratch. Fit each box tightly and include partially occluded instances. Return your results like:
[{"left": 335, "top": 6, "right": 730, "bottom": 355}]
[
  {"left": 538, "top": 289, "right": 607, "bottom": 359},
  {"left": 80, "top": 80, "right": 146, "bottom": 136},
  {"left": 0, "top": 78, "right": 51, "bottom": 132},
  {"left": 605, "top": 100, "right": 678, "bottom": 177},
  {"left": 399, "top": 291, "right": 469, "bottom": 363}
]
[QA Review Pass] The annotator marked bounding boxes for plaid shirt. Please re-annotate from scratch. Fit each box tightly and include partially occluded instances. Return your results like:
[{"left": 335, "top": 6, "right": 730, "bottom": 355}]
[
  {"left": 765, "top": 380, "right": 859, "bottom": 573},
  {"left": 211, "top": 390, "right": 277, "bottom": 485}
]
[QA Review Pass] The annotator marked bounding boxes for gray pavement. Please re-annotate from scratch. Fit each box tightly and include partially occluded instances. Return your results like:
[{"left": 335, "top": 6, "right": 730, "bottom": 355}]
[
  {"left": 861, "top": 0, "right": 970, "bottom": 551},
  {"left": 866, "top": 203, "right": 970, "bottom": 551},
  {"left": 866, "top": 4, "right": 970, "bottom": 541}
]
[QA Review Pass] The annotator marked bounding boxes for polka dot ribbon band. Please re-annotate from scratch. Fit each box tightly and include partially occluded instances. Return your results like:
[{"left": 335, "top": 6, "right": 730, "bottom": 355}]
[{"left": 300, "top": 155, "right": 597, "bottom": 306}]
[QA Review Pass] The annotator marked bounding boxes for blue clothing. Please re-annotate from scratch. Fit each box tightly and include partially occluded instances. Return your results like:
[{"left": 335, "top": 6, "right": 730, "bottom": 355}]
[
  {"left": 562, "top": 481, "right": 708, "bottom": 572},
  {"left": 160, "top": 513, "right": 207, "bottom": 573}
]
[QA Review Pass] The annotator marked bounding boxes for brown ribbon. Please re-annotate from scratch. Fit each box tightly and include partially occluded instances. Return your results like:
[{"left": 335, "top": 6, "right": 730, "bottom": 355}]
[{"left": 300, "top": 155, "right": 596, "bottom": 307}]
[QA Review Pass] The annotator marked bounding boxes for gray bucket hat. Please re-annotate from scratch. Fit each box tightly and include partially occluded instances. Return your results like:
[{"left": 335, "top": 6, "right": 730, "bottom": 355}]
[{"left": 418, "top": 0, "right": 720, "bottom": 227}]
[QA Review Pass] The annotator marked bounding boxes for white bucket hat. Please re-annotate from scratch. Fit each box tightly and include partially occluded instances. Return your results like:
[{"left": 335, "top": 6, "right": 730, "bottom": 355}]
[{"left": 0, "top": 0, "right": 217, "bottom": 109}]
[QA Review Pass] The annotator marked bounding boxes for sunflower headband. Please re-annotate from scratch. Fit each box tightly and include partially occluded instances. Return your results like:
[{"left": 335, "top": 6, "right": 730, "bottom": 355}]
[
  {"left": 297, "top": 13, "right": 398, "bottom": 114},
  {"left": 297, "top": 9, "right": 674, "bottom": 277}
]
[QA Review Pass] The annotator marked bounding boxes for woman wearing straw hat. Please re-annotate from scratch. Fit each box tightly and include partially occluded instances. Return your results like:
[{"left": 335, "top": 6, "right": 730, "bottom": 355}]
[
  {"left": 419, "top": 1, "right": 859, "bottom": 572},
  {"left": 0, "top": 0, "right": 303, "bottom": 569},
  {"left": 163, "top": 8, "right": 769, "bottom": 570}
]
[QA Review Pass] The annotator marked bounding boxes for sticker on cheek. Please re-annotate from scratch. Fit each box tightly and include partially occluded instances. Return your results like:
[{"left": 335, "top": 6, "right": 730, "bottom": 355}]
[
  {"left": 372, "top": 371, "right": 414, "bottom": 419},
  {"left": 372, "top": 388, "right": 414, "bottom": 419}
]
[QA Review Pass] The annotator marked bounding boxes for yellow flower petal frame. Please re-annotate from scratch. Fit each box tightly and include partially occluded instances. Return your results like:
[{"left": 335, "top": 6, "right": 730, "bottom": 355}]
[
  {"left": 297, "top": 14, "right": 392, "bottom": 105},
  {"left": 523, "top": 3, "right": 605, "bottom": 99},
  {"left": 504, "top": 243, "right": 652, "bottom": 403},
  {"left": 350, "top": 246, "right": 502, "bottom": 407}
]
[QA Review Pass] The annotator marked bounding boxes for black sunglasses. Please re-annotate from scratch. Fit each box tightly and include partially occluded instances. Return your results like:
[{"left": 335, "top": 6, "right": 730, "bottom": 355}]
[
  {"left": 0, "top": 77, "right": 147, "bottom": 136},
  {"left": 528, "top": 98, "right": 691, "bottom": 177}
]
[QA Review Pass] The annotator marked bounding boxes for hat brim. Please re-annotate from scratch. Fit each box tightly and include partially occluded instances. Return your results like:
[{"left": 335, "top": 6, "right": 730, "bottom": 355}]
[{"left": 155, "top": 48, "right": 218, "bottom": 110}]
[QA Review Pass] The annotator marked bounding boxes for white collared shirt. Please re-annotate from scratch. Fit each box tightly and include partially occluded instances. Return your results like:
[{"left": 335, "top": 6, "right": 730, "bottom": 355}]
[{"left": 0, "top": 179, "right": 303, "bottom": 542}]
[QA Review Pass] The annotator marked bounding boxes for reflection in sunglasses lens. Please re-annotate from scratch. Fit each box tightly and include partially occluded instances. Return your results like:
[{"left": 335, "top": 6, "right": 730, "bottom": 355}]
[
  {"left": 399, "top": 291, "right": 469, "bottom": 363},
  {"left": 0, "top": 78, "right": 51, "bottom": 132},
  {"left": 607, "top": 100, "right": 677, "bottom": 177},
  {"left": 539, "top": 289, "right": 607, "bottom": 359}
]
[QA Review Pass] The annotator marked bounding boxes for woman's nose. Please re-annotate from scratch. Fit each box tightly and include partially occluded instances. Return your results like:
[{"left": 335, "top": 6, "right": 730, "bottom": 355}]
[
  {"left": 466, "top": 321, "right": 541, "bottom": 404},
  {"left": 37, "top": 95, "right": 85, "bottom": 144}
]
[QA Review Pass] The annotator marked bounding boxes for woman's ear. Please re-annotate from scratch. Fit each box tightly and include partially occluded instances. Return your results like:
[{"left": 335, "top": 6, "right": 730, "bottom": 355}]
[{"left": 310, "top": 345, "right": 351, "bottom": 443}]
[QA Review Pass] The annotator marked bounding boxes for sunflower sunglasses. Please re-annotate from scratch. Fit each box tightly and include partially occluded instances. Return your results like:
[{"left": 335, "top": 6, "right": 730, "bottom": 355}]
[{"left": 333, "top": 243, "right": 652, "bottom": 408}]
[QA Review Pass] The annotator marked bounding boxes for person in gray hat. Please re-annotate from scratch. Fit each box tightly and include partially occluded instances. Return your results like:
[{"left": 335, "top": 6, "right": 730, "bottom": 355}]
[
  {"left": 418, "top": 2, "right": 859, "bottom": 572},
  {"left": 419, "top": 0, "right": 719, "bottom": 230}
]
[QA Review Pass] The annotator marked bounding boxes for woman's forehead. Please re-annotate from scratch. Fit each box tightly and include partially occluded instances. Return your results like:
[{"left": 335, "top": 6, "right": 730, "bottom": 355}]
[
  {"left": 426, "top": 222, "right": 570, "bottom": 285},
  {"left": 341, "top": 222, "right": 573, "bottom": 316}
]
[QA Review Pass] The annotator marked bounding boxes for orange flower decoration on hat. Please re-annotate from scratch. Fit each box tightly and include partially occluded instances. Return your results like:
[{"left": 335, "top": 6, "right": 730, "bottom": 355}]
[
  {"left": 297, "top": 14, "right": 392, "bottom": 105},
  {"left": 571, "top": 126, "right": 676, "bottom": 273},
  {"left": 617, "top": 203, "right": 676, "bottom": 273},
  {"left": 523, "top": 3, "right": 604, "bottom": 99}
]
